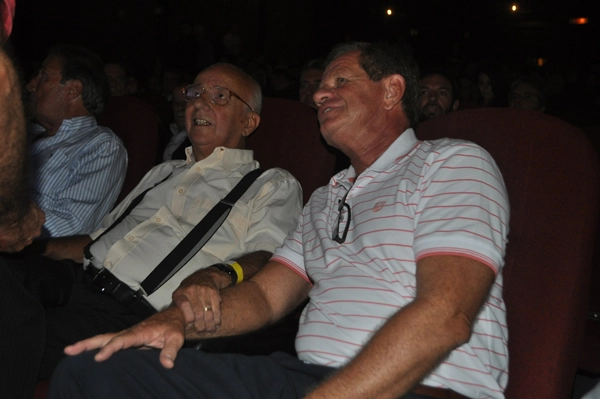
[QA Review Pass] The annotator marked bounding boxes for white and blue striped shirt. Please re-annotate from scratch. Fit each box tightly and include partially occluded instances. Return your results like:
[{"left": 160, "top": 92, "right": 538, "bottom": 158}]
[{"left": 29, "top": 116, "right": 128, "bottom": 238}]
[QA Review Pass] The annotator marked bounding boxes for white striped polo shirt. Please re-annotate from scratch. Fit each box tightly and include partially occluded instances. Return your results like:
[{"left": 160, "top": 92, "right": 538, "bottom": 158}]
[{"left": 273, "top": 128, "right": 509, "bottom": 399}]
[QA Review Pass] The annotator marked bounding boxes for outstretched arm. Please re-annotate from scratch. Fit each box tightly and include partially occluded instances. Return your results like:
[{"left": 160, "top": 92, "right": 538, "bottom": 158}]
[
  {"left": 64, "top": 260, "right": 311, "bottom": 368},
  {"left": 304, "top": 255, "right": 495, "bottom": 399}
]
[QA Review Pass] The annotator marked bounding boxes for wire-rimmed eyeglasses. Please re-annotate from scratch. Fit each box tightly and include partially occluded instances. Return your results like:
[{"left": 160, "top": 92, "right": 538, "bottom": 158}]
[
  {"left": 183, "top": 84, "right": 253, "bottom": 112},
  {"left": 332, "top": 192, "right": 351, "bottom": 243}
]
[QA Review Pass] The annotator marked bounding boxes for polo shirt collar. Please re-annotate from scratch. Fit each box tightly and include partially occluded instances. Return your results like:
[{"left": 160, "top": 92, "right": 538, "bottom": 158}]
[{"left": 332, "top": 128, "right": 417, "bottom": 187}]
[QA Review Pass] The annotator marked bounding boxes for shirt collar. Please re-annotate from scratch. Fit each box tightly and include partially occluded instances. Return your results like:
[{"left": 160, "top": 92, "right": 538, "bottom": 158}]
[
  {"left": 183, "top": 146, "right": 255, "bottom": 171},
  {"left": 331, "top": 128, "right": 418, "bottom": 188},
  {"left": 30, "top": 116, "right": 97, "bottom": 142}
]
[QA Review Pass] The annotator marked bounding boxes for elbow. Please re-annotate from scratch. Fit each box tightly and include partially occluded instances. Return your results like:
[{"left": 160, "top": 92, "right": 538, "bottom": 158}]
[{"left": 447, "top": 312, "right": 476, "bottom": 349}]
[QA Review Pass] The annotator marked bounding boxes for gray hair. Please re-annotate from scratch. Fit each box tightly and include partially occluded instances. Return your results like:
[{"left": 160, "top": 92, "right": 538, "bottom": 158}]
[{"left": 48, "top": 44, "right": 109, "bottom": 116}]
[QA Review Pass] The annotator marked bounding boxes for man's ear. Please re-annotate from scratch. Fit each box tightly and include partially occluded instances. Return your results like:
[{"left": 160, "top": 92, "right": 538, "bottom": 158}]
[
  {"left": 64, "top": 79, "right": 83, "bottom": 101},
  {"left": 383, "top": 74, "right": 406, "bottom": 111},
  {"left": 242, "top": 112, "right": 261, "bottom": 137}
]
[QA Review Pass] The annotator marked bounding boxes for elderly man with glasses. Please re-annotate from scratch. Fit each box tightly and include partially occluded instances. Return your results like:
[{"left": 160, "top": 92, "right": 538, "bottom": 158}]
[
  {"left": 52, "top": 43, "right": 509, "bottom": 399},
  {"left": 0, "top": 62, "right": 302, "bottom": 396}
]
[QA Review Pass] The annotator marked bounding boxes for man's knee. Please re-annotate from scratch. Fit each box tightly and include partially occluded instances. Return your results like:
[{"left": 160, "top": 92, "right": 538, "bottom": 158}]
[{"left": 49, "top": 351, "right": 99, "bottom": 398}]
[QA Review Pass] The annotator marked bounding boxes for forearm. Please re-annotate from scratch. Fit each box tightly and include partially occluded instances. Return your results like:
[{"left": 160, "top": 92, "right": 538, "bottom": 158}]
[
  {"left": 183, "top": 260, "right": 311, "bottom": 341},
  {"left": 43, "top": 235, "right": 92, "bottom": 262},
  {"left": 172, "top": 251, "right": 277, "bottom": 335},
  {"left": 219, "top": 250, "right": 272, "bottom": 287},
  {"left": 304, "top": 298, "right": 470, "bottom": 399},
  {"left": 305, "top": 255, "right": 496, "bottom": 399}
]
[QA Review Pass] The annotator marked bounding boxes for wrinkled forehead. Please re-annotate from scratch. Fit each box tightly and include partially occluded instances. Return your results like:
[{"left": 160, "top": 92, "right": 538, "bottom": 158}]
[
  {"left": 323, "top": 51, "right": 362, "bottom": 77},
  {"left": 194, "top": 65, "right": 246, "bottom": 94}
]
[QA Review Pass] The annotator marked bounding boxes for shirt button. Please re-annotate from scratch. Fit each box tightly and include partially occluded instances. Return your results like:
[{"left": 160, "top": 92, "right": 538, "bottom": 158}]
[
  {"left": 155, "top": 217, "right": 162, "bottom": 223},
  {"left": 178, "top": 188, "right": 184, "bottom": 194},
  {"left": 195, "top": 167, "right": 201, "bottom": 172},
  {"left": 103, "top": 260, "right": 111, "bottom": 267},
  {"left": 127, "top": 235, "right": 135, "bottom": 241}
]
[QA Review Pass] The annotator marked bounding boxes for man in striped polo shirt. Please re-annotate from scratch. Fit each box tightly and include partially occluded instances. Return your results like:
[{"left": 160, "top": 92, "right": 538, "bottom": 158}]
[{"left": 52, "top": 42, "right": 509, "bottom": 399}]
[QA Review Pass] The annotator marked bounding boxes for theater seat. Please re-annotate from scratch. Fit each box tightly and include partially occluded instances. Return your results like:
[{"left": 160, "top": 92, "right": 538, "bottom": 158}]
[
  {"left": 97, "top": 96, "right": 161, "bottom": 204},
  {"left": 416, "top": 108, "right": 600, "bottom": 399},
  {"left": 246, "top": 97, "right": 338, "bottom": 204},
  {"left": 578, "top": 123, "right": 600, "bottom": 377}
]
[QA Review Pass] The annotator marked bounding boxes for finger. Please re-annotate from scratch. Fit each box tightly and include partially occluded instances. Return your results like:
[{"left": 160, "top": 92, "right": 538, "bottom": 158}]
[
  {"left": 201, "top": 307, "right": 217, "bottom": 332},
  {"left": 173, "top": 294, "right": 197, "bottom": 326},
  {"left": 94, "top": 329, "right": 152, "bottom": 362},
  {"left": 212, "top": 297, "right": 222, "bottom": 327},
  {"left": 64, "top": 333, "right": 118, "bottom": 356},
  {"left": 158, "top": 331, "right": 185, "bottom": 369}
]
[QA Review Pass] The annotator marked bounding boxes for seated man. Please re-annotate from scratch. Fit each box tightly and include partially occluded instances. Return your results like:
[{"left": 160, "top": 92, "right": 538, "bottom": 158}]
[
  {"left": 418, "top": 68, "right": 460, "bottom": 121},
  {"left": 104, "top": 61, "right": 128, "bottom": 97},
  {"left": 52, "top": 42, "right": 509, "bottom": 399},
  {"left": 508, "top": 78, "right": 546, "bottom": 112},
  {"left": 26, "top": 44, "right": 127, "bottom": 238},
  {"left": 298, "top": 59, "right": 324, "bottom": 110},
  {"left": 0, "top": 62, "right": 302, "bottom": 395}
]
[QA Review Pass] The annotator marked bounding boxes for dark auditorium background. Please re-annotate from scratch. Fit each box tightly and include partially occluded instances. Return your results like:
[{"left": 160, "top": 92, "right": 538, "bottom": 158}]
[{"left": 8, "top": 0, "right": 598, "bottom": 83}]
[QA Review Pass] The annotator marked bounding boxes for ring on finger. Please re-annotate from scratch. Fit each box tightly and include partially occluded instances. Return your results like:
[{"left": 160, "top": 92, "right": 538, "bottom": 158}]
[{"left": 203, "top": 306, "right": 212, "bottom": 312}]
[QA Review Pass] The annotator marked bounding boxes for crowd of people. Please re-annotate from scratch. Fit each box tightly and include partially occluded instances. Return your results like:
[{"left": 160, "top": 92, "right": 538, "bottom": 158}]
[{"left": 1, "top": 1, "right": 599, "bottom": 399}]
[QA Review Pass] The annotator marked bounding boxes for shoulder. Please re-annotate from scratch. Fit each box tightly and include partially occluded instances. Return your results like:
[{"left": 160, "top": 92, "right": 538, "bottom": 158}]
[
  {"left": 252, "top": 167, "right": 303, "bottom": 201},
  {"left": 415, "top": 137, "right": 499, "bottom": 172},
  {"left": 418, "top": 137, "right": 493, "bottom": 159}
]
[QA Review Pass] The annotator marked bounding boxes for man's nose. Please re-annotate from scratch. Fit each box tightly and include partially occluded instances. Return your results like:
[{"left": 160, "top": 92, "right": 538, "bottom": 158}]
[
  {"left": 313, "top": 87, "right": 331, "bottom": 108},
  {"left": 428, "top": 91, "right": 439, "bottom": 101},
  {"left": 191, "top": 91, "right": 210, "bottom": 109}
]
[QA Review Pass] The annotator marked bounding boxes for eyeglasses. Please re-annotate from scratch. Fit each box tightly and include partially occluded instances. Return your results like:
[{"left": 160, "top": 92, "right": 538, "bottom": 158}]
[
  {"left": 183, "top": 84, "right": 253, "bottom": 111},
  {"left": 332, "top": 191, "right": 351, "bottom": 243}
]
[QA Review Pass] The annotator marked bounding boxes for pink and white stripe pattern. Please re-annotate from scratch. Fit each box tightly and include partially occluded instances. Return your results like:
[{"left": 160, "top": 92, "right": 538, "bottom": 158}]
[{"left": 273, "top": 128, "right": 509, "bottom": 398}]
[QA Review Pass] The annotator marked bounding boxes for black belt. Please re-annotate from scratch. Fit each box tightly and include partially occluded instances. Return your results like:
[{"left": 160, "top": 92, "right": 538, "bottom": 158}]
[
  {"left": 412, "top": 384, "right": 470, "bottom": 399},
  {"left": 84, "top": 266, "right": 156, "bottom": 317}
]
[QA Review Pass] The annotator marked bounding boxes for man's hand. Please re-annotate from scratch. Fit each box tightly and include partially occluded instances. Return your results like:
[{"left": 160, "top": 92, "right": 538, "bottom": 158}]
[
  {"left": 0, "top": 202, "right": 45, "bottom": 253},
  {"left": 64, "top": 306, "right": 187, "bottom": 369},
  {"left": 171, "top": 268, "right": 229, "bottom": 333}
]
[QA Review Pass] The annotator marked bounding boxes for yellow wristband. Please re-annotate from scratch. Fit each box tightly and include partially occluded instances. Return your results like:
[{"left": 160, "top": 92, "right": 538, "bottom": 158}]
[{"left": 229, "top": 261, "right": 244, "bottom": 284}]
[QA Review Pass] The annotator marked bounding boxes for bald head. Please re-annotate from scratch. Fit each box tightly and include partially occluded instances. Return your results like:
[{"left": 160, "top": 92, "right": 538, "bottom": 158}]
[{"left": 184, "top": 63, "right": 262, "bottom": 160}]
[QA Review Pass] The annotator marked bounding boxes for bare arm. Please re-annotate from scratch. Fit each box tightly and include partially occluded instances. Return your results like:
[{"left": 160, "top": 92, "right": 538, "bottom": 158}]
[
  {"left": 64, "top": 260, "right": 311, "bottom": 368},
  {"left": 42, "top": 235, "right": 92, "bottom": 262},
  {"left": 0, "top": 47, "right": 46, "bottom": 252},
  {"left": 172, "top": 250, "right": 272, "bottom": 332},
  {"left": 304, "top": 255, "right": 496, "bottom": 399}
]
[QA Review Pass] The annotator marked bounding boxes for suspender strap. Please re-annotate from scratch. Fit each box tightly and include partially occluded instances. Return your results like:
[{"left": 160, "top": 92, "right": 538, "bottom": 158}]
[
  {"left": 83, "top": 173, "right": 173, "bottom": 262},
  {"left": 140, "top": 168, "right": 264, "bottom": 295}
]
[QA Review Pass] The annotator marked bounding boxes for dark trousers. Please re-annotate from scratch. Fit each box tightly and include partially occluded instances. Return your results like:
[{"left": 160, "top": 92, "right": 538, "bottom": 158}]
[
  {"left": 50, "top": 350, "right": 336, "bottom": 399},
  {"left": 0, "top": 253, "right": 153, "bottom": 397},
  {"left": 0, "top": 256, "right": 46, "bottom": 399},
  {"left": 49, "top": 349, "right": 438, "bottom": 399}
]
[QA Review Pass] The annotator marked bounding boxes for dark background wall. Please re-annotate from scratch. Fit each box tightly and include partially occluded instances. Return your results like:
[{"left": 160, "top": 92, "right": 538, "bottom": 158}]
[{"left": 8, "top": 0, "right": 598, "bottom": 78}]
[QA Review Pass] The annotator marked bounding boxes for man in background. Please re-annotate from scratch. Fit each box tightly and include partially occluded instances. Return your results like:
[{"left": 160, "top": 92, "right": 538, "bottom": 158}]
[{"left": 418, "top": 68, "right": 459, "bottom": 121}]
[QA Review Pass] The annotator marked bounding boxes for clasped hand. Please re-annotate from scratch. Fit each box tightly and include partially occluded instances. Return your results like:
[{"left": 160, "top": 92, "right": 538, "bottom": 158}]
[{"left": 64, "top": 269, "right": 224, "bottom": 368}]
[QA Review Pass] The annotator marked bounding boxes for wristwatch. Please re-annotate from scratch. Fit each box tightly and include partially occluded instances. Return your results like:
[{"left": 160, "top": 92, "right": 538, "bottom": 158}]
[{"left": 209, "top": 263, "right": 237, "bottom": 286}]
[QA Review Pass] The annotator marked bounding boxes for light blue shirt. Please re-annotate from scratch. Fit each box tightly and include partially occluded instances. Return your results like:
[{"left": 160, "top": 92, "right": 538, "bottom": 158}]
[{"left": 29, "top": 116, "right": 128, "bottom": 238}]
